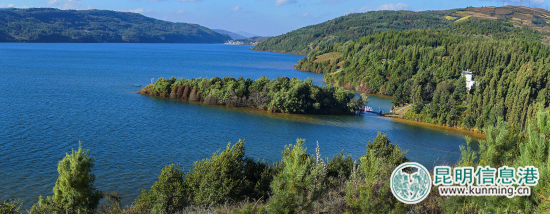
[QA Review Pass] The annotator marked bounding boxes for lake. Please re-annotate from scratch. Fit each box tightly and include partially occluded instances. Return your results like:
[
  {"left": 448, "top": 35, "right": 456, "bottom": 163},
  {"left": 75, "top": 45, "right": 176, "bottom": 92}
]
[{"left": 0, "top": 43, "right": 482, "bottom": 207}]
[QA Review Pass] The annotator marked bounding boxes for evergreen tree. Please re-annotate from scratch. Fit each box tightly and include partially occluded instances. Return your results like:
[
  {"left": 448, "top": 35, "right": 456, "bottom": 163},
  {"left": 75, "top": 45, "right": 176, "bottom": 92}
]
[
  {"left": 134, "top": 164, "right": 188, "bottom": 213},
  {"left": 268, "top": 139, "right": 327, "bottom": 213},
  {"left": 32, "top": 142, "right": 102, "bottom": 214}
]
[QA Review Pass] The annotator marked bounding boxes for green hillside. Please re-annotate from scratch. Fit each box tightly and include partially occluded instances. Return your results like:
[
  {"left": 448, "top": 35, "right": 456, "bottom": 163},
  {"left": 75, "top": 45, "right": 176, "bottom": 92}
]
[
  {"left": 254, "top": 6, "right": 550, "bottom": 54},
  {"left": 0, "top": 8, "right": 231, "bottom": 43},
  {"left": 253, "top": 10, "right": 451, "bottom": 54},
  {"left": 294, "top": 21, "right": 550, "bottom": 132}
]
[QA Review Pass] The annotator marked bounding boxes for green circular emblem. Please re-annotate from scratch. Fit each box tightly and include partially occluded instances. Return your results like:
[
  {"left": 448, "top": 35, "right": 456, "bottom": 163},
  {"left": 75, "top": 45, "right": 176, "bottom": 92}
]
[{"left": 390, "top": 162, "right": 432, "bottom": 204}]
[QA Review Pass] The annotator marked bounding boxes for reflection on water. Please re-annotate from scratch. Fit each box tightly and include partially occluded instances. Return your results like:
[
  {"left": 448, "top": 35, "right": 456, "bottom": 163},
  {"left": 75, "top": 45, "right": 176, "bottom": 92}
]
[{"left": 150, "top": 94, "right": 484, "bottom": 169}]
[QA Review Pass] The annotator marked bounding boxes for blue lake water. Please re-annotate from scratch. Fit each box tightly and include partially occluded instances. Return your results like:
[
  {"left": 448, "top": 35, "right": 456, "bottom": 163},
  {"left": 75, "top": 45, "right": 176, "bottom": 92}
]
[{"left": 0, "top": 43, "right": 482, "bottom": 207}]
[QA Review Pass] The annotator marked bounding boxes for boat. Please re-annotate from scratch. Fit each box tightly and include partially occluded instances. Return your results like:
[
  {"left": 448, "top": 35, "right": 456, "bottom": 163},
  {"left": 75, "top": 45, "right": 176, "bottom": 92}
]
[{"left": 133, "top": 84, "right": 141, "bottom": 87}]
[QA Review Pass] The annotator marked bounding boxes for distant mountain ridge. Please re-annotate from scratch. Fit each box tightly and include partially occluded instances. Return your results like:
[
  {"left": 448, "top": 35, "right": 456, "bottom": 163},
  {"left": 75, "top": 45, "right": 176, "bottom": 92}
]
[
  {"left": 253, "top": 6, "right": 550, "bottom": 54},
  {"left": 212, "top": 29, "right": 246, "bottom": 40},
  {"left": 236, "top": 31, "right": 259, "bottom": 38},
  {"left": 0, "top": 8, "right": 231, "bottom": 43}
]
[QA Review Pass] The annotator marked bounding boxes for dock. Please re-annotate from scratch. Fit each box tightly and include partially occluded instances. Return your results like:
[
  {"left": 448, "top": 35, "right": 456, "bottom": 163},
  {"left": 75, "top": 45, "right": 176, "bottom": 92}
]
[{"left": 362, "top": 106, "right": 387, "bottom": 116}]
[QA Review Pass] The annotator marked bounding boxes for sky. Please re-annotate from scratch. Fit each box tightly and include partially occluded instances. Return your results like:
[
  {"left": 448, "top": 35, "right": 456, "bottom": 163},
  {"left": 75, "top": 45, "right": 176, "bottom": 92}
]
[{"left": 0, "top": 0, "right": 548, "bottom": 36}]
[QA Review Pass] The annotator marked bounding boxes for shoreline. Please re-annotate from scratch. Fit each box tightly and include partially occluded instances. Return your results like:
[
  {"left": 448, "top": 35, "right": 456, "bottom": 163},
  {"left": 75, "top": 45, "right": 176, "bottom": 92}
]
[
  {"left": 382, "top": 115, "right": 486, "bottom": 139},
  {"left": 139, "top": 92, "right": 352, "bottom": 116},
  {"left": 140, "top": 89, "right": 485, "bottom": 139},
  {"left": 292, "top": 65, "right": 486, "bottom": 137},
  {"left": 141, "top": 90, "right": 485, "bottom": 139},
  {"left": 249, "top": 48, "right": 307, "bottom": 56}
]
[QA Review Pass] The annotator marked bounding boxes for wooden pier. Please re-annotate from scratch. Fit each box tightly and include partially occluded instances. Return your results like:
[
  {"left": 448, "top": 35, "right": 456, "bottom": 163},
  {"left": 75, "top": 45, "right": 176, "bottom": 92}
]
[{"left": 365, "top": 110, "right": 384, "bottom": 116}]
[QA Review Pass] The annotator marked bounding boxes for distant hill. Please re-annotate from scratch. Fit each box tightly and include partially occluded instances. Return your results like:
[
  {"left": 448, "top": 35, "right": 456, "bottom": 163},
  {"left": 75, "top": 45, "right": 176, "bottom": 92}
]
[
  {"left": 212, "top": 29, "right": 246, "bottom": 40},
  {"left": 236, "top": 31, "right": 259, "bottom": 38},
  {"left": 234, "top": 36, "right": 271, "bottom": 45},
  {"left": 253, "top": 6, "right": 550, "bottom": 54},
  {"left": 0, "top": 8, "right": 231, "bottom": 43}
]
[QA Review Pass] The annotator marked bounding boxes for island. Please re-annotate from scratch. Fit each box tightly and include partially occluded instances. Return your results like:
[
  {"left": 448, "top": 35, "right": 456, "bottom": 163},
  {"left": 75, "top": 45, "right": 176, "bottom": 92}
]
[{"left": 139, "top": 76, "right": 369, "bottom": 115}]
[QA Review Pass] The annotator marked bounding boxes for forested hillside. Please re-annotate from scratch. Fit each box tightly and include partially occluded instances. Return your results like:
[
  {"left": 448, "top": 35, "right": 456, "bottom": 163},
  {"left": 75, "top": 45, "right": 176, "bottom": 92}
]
[
  {"left": 253, "top": 6, "right": 550, "bottom": 54},
  {"left": 253, "top": 10, "right": 451, "bottom": 54},
  {"left": 0, "top": 8, "right": 231, "bottom": 43},
  {"left": 294, "top": 20, "right": 550, "bottom": 131}
]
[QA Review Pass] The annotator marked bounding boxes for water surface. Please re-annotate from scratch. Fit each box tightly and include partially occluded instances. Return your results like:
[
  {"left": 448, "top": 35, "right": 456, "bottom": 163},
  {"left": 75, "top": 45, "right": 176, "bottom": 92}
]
[{"left": 0, "top": 44, "right": 480, "bottom": 207}]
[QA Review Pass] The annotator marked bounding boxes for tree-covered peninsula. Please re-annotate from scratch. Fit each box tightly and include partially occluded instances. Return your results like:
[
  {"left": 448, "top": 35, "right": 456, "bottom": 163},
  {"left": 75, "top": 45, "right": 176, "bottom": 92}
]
[
  {"left": 139, "top": 76, "right": 369, "bottom": 115},
  {"left": 0, "top": 8, "right": 231, "bottom": 43}
]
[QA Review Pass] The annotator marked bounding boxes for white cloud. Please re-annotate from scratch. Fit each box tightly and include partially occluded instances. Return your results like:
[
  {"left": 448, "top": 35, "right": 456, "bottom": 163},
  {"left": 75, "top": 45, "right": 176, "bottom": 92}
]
[
  {"left": 0, "top": 3, "right": 28, "bottom": 8},
  {"left": 275, "top": 0, "right": 297, "bottom": 6},
  {"left": 231, "top": 6, "right": 252, "bottom": 13},
  {"left": 231, "top": 6, "right": 242, "bottom": 12},
  {"left": 176, "top": 10, "right": 186, "bottom": 14},
  {"left": 130, "top": 8, "right": 154, "bottom": 14},
  {"left": 301, "top": 12, "right": 308, "bottom": 17},
  {"left": 379, "top": 3, "right": 409, "bottom": 10},
  {"left": 47, "top": 0, "right": 82, "bottom": 9},
  {"left": 177, "top": 0, "right": 200, "bottom": 2},
  {"left": 86, "top": 5, "right": 92, "bottom": 9},
  {"left": 344, "top": 6, "right": 373, "bottom": 15},
  {"left": 131, "top": 8, "right": 144, "bottom": 13},
  {"left": 357, "top": 6, "right": 371, "bottom": 12}
]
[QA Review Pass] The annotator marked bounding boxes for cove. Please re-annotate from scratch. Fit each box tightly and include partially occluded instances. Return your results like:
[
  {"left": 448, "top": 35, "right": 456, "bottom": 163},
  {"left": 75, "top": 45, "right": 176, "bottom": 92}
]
[{"left": 0, "top": 43, "right": 481, "bottom": 207}]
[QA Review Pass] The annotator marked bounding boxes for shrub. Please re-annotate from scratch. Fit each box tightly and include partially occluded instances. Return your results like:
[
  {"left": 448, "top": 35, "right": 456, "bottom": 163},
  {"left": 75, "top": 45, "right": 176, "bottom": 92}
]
[
  {"left": 327, "top": 152, "right": 354, "bottom": 179},
  {"left": 242, "top": 158, "right": 276, "bottom": 200},
  {"left": 345, "top": 133, "right": 408, "bottom": 213},
  {"left": 186, "top": 140, "right": 248, "bottom": 206},
  {"left": 0, "top": 200, "right": 22, "bottom": 214},
  {"left": 134, "top": 164, "right": 188, "bottom": 213},
  {"left": 267, "top": 139, "right": 327, "bottom": 213}
]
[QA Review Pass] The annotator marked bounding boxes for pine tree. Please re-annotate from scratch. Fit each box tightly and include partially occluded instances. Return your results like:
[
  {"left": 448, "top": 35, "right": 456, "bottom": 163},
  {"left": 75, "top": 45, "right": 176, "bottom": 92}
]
[
  {"left": 267, "top": 139, "right": 327, "bottom": 213},
  {"left": 33, "top": 142, "right": 102, "bottom": 214}
]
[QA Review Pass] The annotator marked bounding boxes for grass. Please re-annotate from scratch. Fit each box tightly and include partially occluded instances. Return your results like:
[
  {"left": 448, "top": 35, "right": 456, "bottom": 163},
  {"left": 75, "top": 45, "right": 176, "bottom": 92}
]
[
  {"left": 445, "top": 16, "right": 458, "bottom": 20},
  {"left": 314, "top": 52, "right": 343, "bottom": 63},
  {"left": 456, "top": 11, "right": 470, "bottom": 14},
  {"left": 455, "top": 15, "right": 473, "bottom": 22}
]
